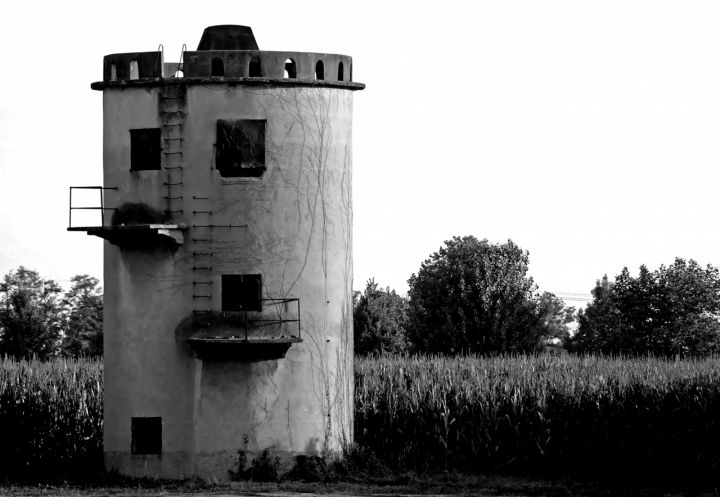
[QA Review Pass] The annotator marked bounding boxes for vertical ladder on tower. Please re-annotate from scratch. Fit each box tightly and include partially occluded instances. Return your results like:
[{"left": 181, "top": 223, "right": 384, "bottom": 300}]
[
  {"left": 191, "top": 145, "right": 214, "bottom": 327},
  {"left": 160, "top": 83, "right": 186, "bottom": 221},
  {"left": 191, "top": 195, "right": 213, "bottom": 328}
]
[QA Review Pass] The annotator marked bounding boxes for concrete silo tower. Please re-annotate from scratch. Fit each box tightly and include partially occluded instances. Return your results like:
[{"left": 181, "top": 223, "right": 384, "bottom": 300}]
[{"left": 69, "top": 25, "right": 364, "bottom": 479}]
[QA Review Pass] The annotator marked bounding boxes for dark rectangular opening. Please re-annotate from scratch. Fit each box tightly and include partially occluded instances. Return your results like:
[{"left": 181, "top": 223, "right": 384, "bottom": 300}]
[
  {"left": 222, "top": 274, "right": 262, "bottom": 312},
  {"left": 216, "top": 120, "right": 266, "bottom": 178},
  {"left": 131, "top": 417, "right": 162, "bottom": 455},
  {"left": 249, "top": 57, "right": 262, "bottom": 77},
  {"left": 130, "top": 128, "right": 161, "bottom": 171}
]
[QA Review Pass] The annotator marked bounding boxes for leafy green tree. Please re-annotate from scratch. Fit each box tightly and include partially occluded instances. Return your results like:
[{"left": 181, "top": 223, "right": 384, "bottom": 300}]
[
  {"left": 407, "top": 236, "right": 543, "bottom": 354},
  {"left": 0, "top": 267, "right": 64, "bottom": 359},
  {"left": 353, "top": 279, "right": 409, "bottom": 355},
  {"left": 570, "top": 258, "right": 720, "bottom": 356},
  {"left": 61, "top": 275, "right": 103, "bottom": 357}
]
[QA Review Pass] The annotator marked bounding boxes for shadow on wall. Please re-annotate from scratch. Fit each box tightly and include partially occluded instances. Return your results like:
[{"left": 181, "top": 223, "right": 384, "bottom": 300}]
[{"left": 111, "top": 202, "right": 170, "bottom": 226}]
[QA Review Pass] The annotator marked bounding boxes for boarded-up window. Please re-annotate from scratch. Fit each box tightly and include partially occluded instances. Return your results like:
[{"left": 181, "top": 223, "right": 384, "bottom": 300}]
[
  {"left": 130, "top": 128, "right": 161, "bottom": 171},
  {"left": 222, "top": 274, "right": 262, "bottom": 312},
  {"left": 131, "top": 417, "right": 161, "bottom": 455},
  {"left": 216, "top": 120, "right": 266, "bottom": 177}
]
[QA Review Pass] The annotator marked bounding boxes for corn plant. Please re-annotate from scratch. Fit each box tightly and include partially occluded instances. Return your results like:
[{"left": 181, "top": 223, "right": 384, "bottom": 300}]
[
  {"left": 355, "top": 353, "right": 720, "bottom": 486},
  {"left": 3, "top": 352, "right": 720, "bottom": 487},
  {"left": 0, "top": 355, "right": 103, "bottom": 476}
]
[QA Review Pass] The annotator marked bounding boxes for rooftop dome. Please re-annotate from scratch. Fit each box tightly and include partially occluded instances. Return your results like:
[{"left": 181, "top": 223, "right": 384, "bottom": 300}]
[{"left": 197, "top": 25, "right": 259, "bottom": 51}]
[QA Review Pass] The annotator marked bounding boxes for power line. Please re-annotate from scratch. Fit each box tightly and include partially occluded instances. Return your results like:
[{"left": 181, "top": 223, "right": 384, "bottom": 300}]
[{"left": 547, "top": 291, "right": 593, "bottom": 303}]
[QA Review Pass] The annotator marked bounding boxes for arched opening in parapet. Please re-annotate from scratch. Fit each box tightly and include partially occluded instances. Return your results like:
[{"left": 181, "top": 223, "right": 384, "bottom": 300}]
[
  {"left": 249, "top": 57, "right": 261, "bottom": 77},
  {"left": 350, "top": 63, "right": 353, "bottom": 82},
  {"left": 175, "top": 70, "right": 184, "bottom": 78},
  {"left": 130, "top": 60, "right": 139, "bottom": 80},
  {"left": 111, "top": 64, "right": 117, "bottom": 81},
  {"left": 284, "top": 58, "right": 296, "bottom": 79},
  {"left": 315, "top": 60, "right": 324, "bottom": 80},
  {"left": 211, "top": 57, "right": 225, "bottom": 76},
  {"left": 337, "top": 62, "right": 344, "bottom": 81}
]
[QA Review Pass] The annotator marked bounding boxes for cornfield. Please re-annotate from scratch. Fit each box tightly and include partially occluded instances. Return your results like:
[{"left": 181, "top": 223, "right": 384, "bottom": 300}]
[
  {"left": 0, "top": 356, "right": 103, "bottom": 475},
  {"left": 355, "top": 353, "right": 720, "bottom": 485},
  {"left": 2, "top": 353, "right": 720, "bottom": 486}
]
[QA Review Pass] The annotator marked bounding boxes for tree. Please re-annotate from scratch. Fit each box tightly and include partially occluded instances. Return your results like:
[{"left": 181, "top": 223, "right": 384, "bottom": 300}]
[
  {"left": 407, "top": 236, "right": 544, "bottom": 354},
  {"left": 0, "top": 267, "right": 64, "bottom": 359},
  {"left": 570, "top": 258, "right": 720, "bottom": 356},
  {"left": 353, "top": 279, "right": 409, "bottom": 355},
  {"left": 61, "top": 275, "right": 103, "bottom": 357},
  {"left": 567, "top": 275, "right": 621, "bottom": 353},
  {"left": 536, "top": 292, "right": 575, "bottom": 345}
]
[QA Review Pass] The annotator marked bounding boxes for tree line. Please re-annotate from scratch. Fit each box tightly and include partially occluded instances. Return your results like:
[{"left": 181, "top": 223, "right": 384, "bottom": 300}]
[
  {"left": 354, "top": 236, "right": 720, "bottom": 357},
  {"left": 0, "top": 267, "right": 103, "bottom": 358},
  {"left": 4, "top": 236, "right": 720, "bottom": 359}
]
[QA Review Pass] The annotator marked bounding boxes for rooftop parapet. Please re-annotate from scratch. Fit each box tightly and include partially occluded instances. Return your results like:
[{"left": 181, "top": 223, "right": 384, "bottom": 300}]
[
  {"left": 101, "top": 50, "right": 352, "bottom": 83},
  {"left": 103, "top": 51, "right": 163, "bottom": 82},
  {"left": 184, "top": 50, "right": 351, "bottom": 81},
  {"left": 97, "top": 25, "right": 361, "bottom": 89}
]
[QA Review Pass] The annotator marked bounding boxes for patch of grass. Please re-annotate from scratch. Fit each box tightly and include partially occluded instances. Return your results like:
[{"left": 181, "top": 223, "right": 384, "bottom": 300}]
[
  {"left": 3, "top": 471, "right": 720, "bottom": 497},
  {"left": 229, "top": 434, "right": 283, "bottom": 483}
]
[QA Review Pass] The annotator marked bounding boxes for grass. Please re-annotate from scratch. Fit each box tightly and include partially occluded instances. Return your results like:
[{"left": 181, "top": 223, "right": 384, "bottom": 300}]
[{"left": 3, "top": 471, "right": 720, "bottom": 497}]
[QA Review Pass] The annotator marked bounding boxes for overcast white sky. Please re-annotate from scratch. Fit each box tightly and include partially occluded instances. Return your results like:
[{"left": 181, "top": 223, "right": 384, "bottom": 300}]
[{"left": 1, "top": 1, "right": 720, "bottom": 306}]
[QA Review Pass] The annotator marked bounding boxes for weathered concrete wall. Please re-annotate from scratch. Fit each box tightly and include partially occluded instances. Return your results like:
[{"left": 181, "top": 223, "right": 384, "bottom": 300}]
[
  {"left": 102, "top": 82, "right": 354, "bottom": 479},
  {"left": 104, "top": 52, "right": 163, "bottom": 81},
  {"left": 182, "top": 51, "right": 352, "bottom": 80}
]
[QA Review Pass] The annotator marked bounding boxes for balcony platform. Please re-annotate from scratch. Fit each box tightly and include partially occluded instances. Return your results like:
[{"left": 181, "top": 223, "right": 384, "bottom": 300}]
[
  {"left": 188, "top": 336, "right": 303, "bottom": 361},
  {"left": 67, "top": 224, "right": 187, "bottom": 247}
]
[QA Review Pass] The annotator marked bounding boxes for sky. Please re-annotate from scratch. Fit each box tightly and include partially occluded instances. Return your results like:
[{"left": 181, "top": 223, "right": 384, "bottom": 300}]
[{"left": 2, "top": 1, "right": 720, "bottom": 307}]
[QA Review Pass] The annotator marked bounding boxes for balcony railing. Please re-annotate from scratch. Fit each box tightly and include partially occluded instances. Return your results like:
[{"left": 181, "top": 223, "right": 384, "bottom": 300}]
[{"left": 68, "top": 186, "right": 117, "bottom": 229}]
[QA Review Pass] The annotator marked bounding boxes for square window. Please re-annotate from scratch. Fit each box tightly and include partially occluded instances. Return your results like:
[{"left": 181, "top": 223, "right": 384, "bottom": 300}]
[
  {"left": 216, "top": 120, "right": 266, "bottom": 178},
  {"left": 130, "top": 128, "right": 161, "bottom": 171},
  {"left": 131, "top": 417, "right": 162, "bottom": 455},
  {"left": 222, "top": 274, "right": 262, "bottom": 312}
]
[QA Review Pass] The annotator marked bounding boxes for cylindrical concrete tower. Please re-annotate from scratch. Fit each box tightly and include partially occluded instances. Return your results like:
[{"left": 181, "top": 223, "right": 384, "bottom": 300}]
[{"left": 72, "top": 25, "right": 364, "bottom": 479}]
